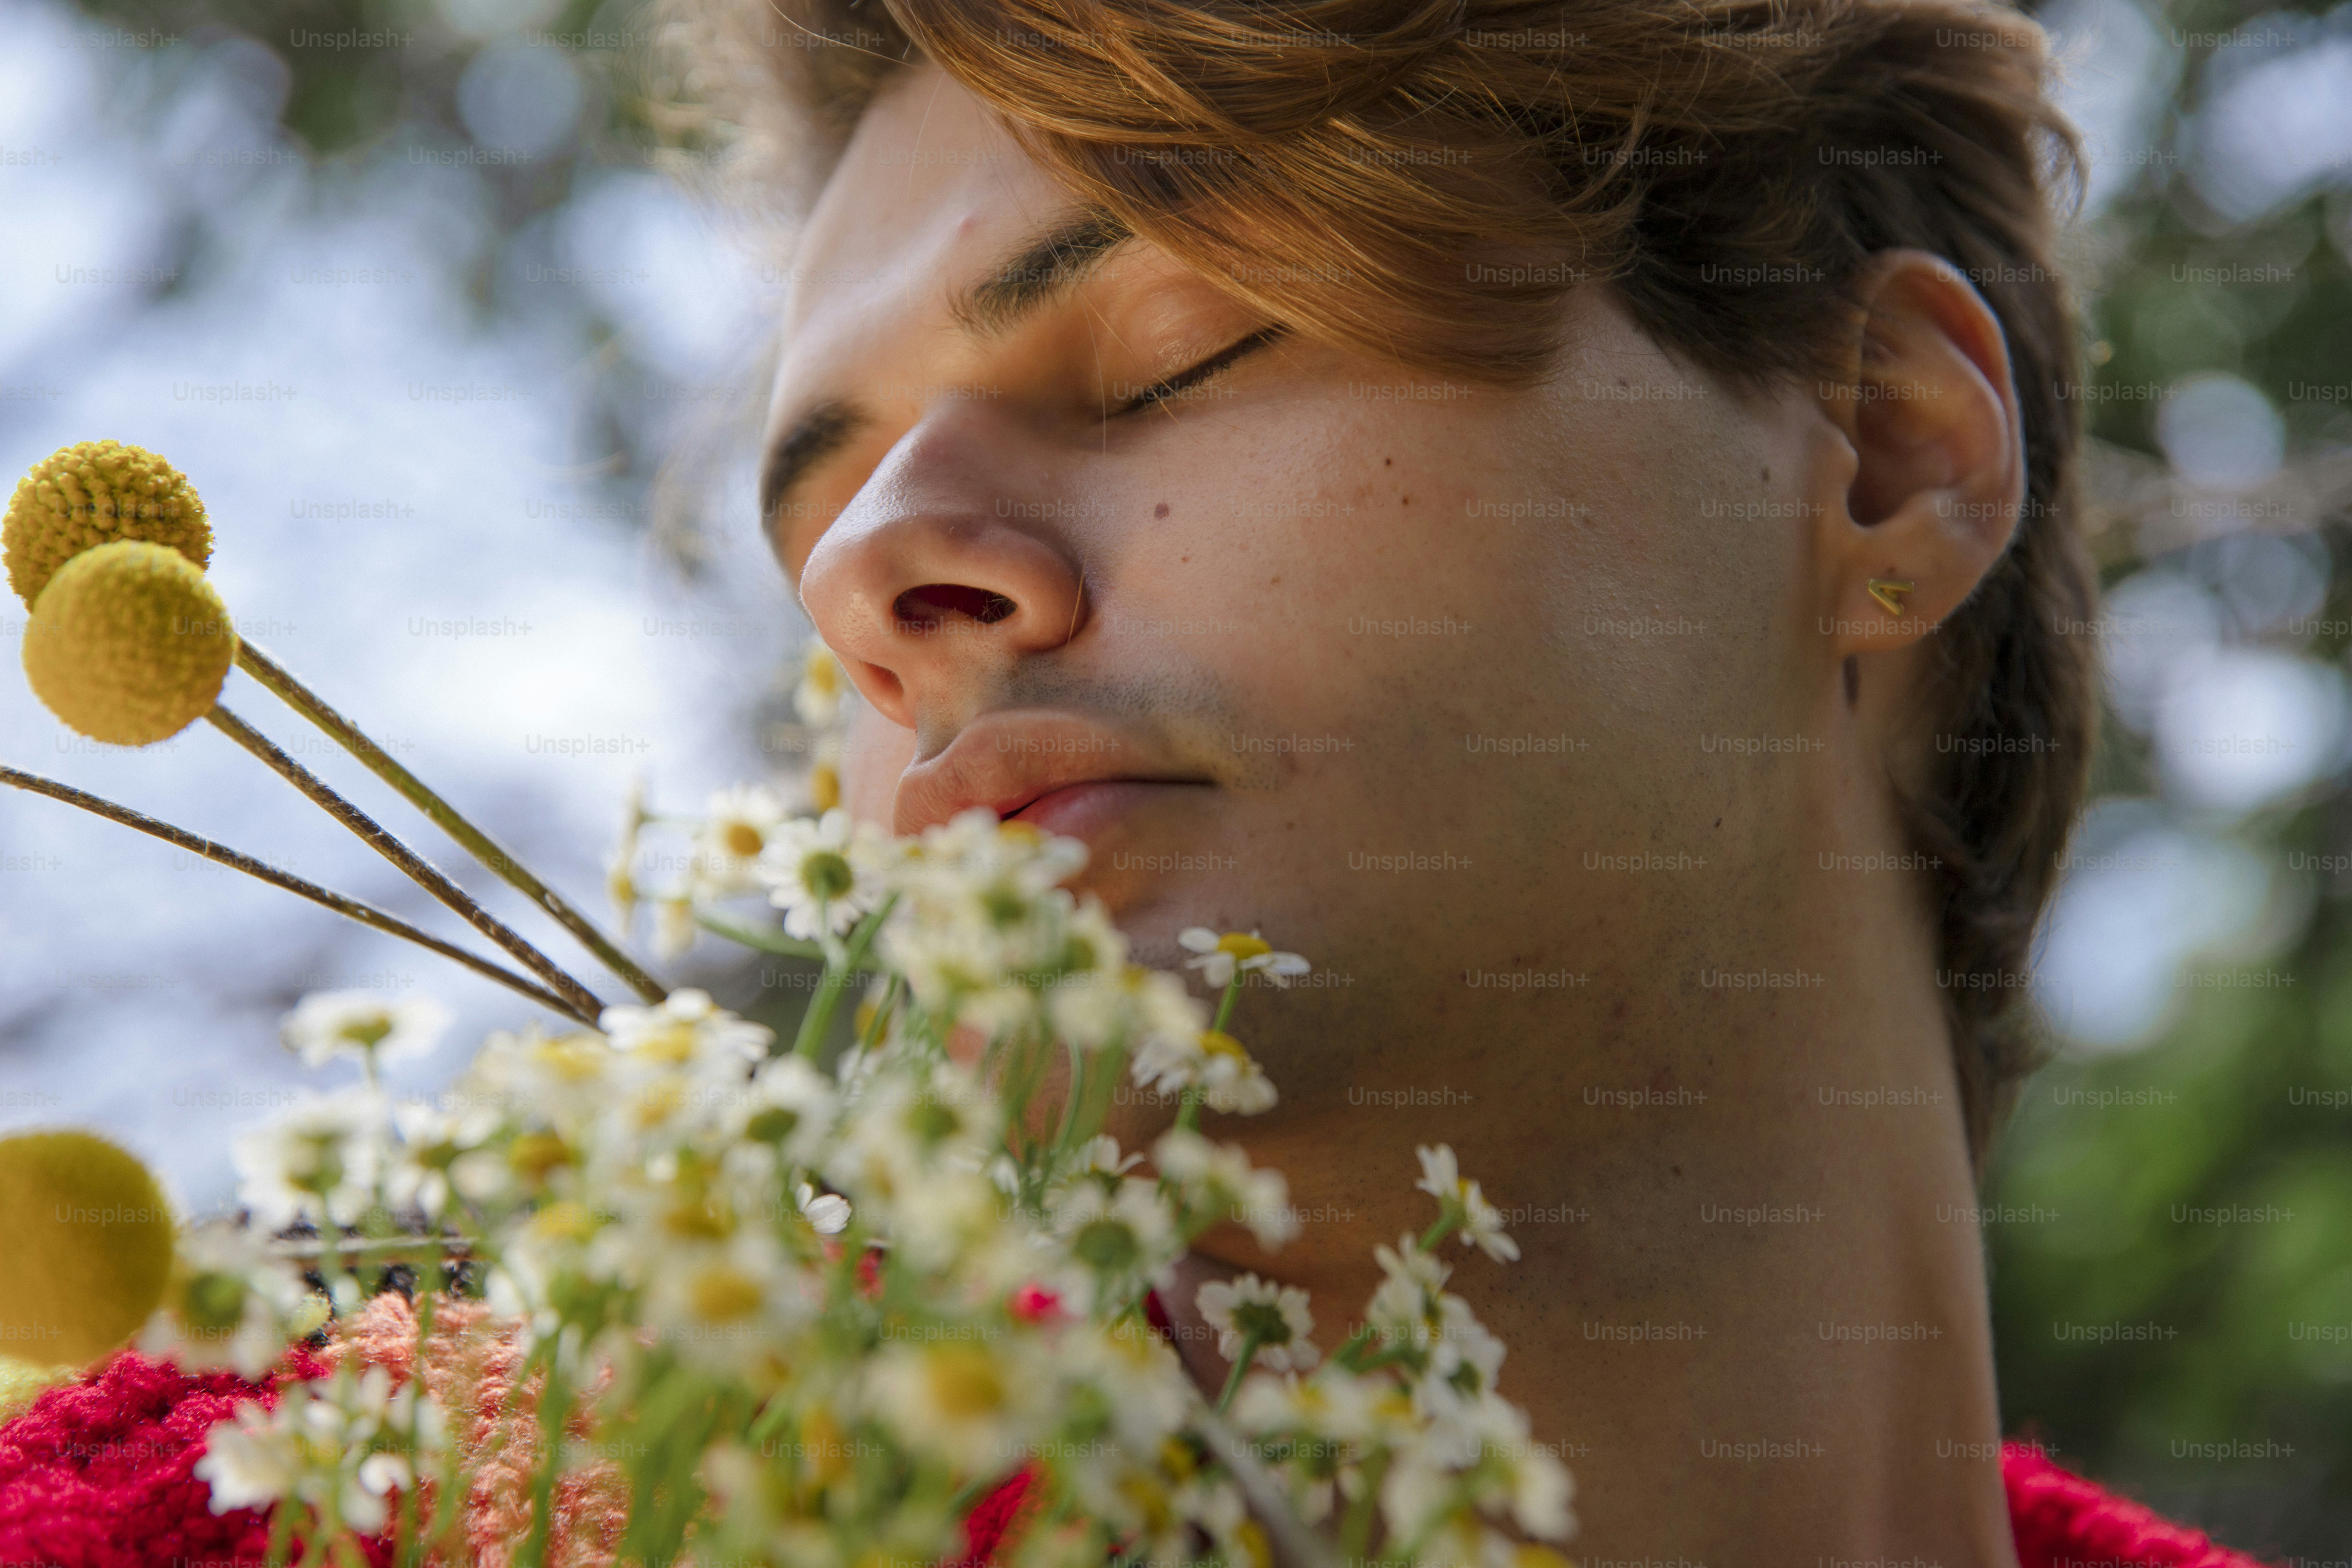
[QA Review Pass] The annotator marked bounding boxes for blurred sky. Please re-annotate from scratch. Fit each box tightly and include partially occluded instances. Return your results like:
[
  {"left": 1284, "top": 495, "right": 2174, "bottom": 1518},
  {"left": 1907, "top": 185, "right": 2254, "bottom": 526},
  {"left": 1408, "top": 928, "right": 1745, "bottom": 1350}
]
[
  {"left": 0, "top": 0, "right": 803, "bottom": 1212},
  {"left": 3, "top": 0, "right": 2352, "bottom": 1203}
]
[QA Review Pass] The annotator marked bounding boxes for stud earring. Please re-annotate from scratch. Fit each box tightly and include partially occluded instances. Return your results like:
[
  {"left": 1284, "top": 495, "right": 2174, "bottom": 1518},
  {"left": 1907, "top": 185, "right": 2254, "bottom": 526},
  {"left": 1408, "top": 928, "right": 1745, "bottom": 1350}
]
[{"left": 1867, "top": 578, "right": 1915, "bottom": 616}]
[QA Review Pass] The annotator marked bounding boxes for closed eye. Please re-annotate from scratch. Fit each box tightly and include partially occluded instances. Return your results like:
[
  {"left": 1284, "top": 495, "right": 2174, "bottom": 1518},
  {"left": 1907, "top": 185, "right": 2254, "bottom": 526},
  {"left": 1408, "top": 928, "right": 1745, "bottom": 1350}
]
[{"left": 1114, "top": 325, "right": 1287, "bottom": 416}]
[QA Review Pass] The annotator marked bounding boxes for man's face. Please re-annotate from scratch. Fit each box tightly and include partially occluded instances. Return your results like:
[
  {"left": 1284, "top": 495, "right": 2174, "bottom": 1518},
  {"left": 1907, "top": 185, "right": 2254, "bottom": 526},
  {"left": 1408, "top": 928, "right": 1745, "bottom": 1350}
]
[{"left": 766, "top": 67, "right": 1832, "bottom": 1210}]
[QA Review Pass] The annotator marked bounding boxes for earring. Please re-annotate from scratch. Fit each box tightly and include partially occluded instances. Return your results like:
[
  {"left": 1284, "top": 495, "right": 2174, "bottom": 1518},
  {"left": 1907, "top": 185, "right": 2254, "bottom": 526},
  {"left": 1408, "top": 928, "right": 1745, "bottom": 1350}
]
[{"left": 1867, "top": 578, "right": 1915, "bottom": 616}]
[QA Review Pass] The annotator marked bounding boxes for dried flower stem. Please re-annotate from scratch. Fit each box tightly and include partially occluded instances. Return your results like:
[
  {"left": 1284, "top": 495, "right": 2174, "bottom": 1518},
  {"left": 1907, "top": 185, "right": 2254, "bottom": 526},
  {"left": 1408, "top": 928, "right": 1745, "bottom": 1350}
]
[
  {"left": 0, "top": 764, "right": 592, "bottom": 1023},
  {"left": 207, "top": 705, "right": 608, "bottom": 1021},
  {"left": 233, "top": 640, "right": 669, "bottom": 1002}
]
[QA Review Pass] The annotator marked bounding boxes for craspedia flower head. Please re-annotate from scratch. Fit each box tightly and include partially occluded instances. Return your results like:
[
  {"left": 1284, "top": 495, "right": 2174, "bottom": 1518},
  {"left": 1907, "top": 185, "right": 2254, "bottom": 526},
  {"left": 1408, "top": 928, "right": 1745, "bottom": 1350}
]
[
  {"left": 22, "top": 539, "right": 236, "bottom": 745},
  {"left": 0, "top": 1129, "right": 176, "bottom": 1365},
  {"left": 4, "top": 440, "right": 212, "bottom": 607}
]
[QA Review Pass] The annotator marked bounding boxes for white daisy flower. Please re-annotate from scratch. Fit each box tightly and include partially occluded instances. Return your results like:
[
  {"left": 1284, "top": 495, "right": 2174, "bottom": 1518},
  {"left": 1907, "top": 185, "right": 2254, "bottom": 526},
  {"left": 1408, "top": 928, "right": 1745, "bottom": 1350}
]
[
  {"left": 606, "top": 774, "right": 648, "bottom": 929},
  {"left": 139, "top": 1224, "right": 318, "bottom": 1379},
  {"left": 386, "top": 1096, "right": 505, "bottom": 1219},
  {"left": 1177, "top": 927, "right": 1311, "bottom": 991},
  {"left": 1415, "top": 1144, "right": 1520, "bottom": 1261},
  {"left": 1053, "top": 1176, "right": 1182, "bottom": 1287},
  {"left": 652, "top": 894, "right": 698, "bottom": 960},
  {"left": 693, "top": 783, "right": 791, "bottom": 897},
  {"left": 1151, "top": 1129, "right": 1295, "bottom": 1249},
  {"left": 794, "top": 639, "right": 849, "bottom": 728},
  {"left": 1129, "top": 1028, "right": 1278, "bottom": 1115},
  {"left": 864, "top": 1338, "right": 1043, "bottom": 1475},
  {"left": 1195, "top": 1273, "right": 1318, "bottom": 1372},
  {"left": 1367, "top": 1235, "right": 1451, "bottom": 1337},
  {"left": 796, "top": 1181, "right": 851, "bottom": 1234},
  {"left": 194, "top": 1402, "right": 297, "bottom": 1513},
  {"left": 280, "top": 992, "right": 451, "bottom": 1071},
  {"left": 232, "top": 1088, "right": 387, "bottom": 1229},
  {"left": 599, "top": 988, "right": 774, "bottom": 1072},
  {"left": 758, "top": 809, "right": 890, "bottom": 940}
]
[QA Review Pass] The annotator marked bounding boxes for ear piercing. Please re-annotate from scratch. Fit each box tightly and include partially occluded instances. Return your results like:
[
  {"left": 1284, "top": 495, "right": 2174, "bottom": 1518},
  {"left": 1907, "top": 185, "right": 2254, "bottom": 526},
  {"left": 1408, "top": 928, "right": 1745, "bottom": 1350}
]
[{"left": 1867, "top": 578, "right": 1915, "bottom": 616}]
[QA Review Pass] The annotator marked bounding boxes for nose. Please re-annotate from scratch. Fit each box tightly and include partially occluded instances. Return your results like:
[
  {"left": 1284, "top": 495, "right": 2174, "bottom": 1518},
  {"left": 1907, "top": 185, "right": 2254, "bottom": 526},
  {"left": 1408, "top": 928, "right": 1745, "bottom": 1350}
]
[{"left": 797, "top": 425, "right": 1087, "bottom": 729}]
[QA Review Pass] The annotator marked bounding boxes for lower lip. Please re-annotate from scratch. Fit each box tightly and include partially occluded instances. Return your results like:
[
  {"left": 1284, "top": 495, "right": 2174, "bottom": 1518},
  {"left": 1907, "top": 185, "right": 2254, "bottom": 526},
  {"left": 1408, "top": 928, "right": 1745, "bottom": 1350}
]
[{"left": 1007, "top": 780, "right": 1182, "bottom": 840}]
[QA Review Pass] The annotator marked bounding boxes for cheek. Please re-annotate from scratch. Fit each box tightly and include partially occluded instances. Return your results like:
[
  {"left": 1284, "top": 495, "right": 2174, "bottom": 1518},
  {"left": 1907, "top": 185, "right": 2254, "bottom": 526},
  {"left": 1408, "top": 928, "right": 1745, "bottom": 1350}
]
[{"left": 840, "top": 707, "right": 917, "bottom": 829}]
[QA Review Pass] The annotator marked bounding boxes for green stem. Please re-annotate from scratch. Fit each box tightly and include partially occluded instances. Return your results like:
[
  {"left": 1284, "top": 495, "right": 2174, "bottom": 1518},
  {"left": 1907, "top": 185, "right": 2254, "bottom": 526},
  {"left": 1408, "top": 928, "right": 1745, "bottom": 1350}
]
[
  {"left": 234, "top": 640, "right": 669, "bottom": 1002},
  {"left": 1215, "top": 1330, "right": 1264, "bottom": 1414},
  {"left": 694, "top": 911, "right": 861, "bottom": 964},
  {"left": 791, "top": 895, "right": 896, "bottom": 1060},
  {"left": 1052, "top": 1040, "right": 1091, "bottom": 1154},
  {"left": 207, "top": 706, "right": 606, "bottom": 1020},
  {"left": 1176, "top": 1086, "right": 1202, "bottom": 1134},
  {"left": 1211, "top": 973, "right": 1244, "bottom": 1034},
  {"left": 1417, "top": 1211, "right": 1460, "bottom": 1254},
  {"left": 1340, "top": 1448, "right": 1389, "bottom": 1566},
  {"left": 859, "top": 973, "right": 903, "bottom": 1051},
  {"left": 515, "top": 1346, "right": 569, "bottom": 1568},
  {"left": 0, "top": 765, "right": 593, "bottom": 1022},
  {"left": 264, "top": 1482, "right": 296, "bottom": 1568}
]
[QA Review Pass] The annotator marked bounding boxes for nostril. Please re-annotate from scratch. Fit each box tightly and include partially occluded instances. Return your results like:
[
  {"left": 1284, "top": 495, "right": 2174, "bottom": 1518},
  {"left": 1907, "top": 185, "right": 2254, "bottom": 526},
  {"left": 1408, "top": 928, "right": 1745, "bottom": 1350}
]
[{"left": 895, "top": 583, "right": 1018, "bottom": 629}]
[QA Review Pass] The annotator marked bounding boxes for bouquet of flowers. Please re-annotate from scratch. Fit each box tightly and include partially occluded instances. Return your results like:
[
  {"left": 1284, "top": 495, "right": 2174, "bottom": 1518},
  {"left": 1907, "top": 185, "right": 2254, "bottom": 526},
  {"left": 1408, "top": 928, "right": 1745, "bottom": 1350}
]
[{"left": 0, "top": 441, "right": 1573, "bottom": 1568}]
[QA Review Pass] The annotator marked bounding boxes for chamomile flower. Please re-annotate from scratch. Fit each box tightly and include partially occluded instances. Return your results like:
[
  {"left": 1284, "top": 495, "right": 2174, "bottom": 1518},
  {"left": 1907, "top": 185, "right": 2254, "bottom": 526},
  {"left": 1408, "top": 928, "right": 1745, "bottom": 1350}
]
[
  {"left": 1367, "top": 1235, "right": 1451, "bottom": 1335},
  {"left": 232, "top": 1088, "right": 387, "bottom": 1229},
  {"left": 796, "top": 1181, "right": 851, "bottom": 1234},
  {"left": 1053, "top": 1177, "right": 1181, "bottom": 1291},
  {"left": 386, "top": 1096, "right": 506, "bottom": 1218},
  {"left": 139, "top": 1223, "right": 318, "bottom": 1379},
  {"left": 600, "top": 988, "right": 774, "bottom": 1074},
  {"left": 653, "top": 893, "right": 698, "bottom": 960},
  {"left": 1129, "top": 1028, "right": 1279, "bottom": 1115},
  {"left": 694, "top": 783, "right": 791, "bottom": 897},
  {"left": 864, "top": 1337, "right": 1045, "bottom": 1474},
  {"left": 1415, "top": 1144, "right": 1520, "bottom": 1262},
  {"left": 794, "top": 640, "right": 848, "bottom": 728},
  {"left": 280, "top": 992, "right": 451, "bottom": 1071},
  {"left": 1177, "top": 927, "right": 1310, "bottom": 991},
  {"left": 759, "top": 809, "right": 889, "bottom": 940},
  {"left": 1151, "top": 1129, "right": 1295, "bottom": 1248},
  {"left": 607, "top": 774, "right": 648, "bottom": 928},
  {"left": 1196, "top": 1273, "right": 1318, "bottom": 1372}
]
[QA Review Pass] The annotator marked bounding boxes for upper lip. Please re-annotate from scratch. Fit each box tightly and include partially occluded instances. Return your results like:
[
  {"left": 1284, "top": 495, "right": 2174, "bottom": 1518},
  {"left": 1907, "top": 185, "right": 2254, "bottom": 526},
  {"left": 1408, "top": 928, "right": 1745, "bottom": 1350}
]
[{"left": 892, "top": 709, "right": 1206, "bottom": 836}]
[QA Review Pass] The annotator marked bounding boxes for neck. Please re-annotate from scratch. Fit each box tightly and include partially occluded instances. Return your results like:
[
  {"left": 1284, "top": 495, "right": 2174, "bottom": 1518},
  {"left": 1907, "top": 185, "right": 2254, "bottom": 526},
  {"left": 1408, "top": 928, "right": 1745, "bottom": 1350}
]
[{"left": 1162, "top": 887, "right": 2018, "bottom": 1565}]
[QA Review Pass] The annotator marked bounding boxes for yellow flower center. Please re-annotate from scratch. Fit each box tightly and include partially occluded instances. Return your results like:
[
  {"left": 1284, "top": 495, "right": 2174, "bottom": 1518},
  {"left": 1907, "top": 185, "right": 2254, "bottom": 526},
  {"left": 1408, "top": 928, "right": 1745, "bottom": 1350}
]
[
  {"left": 530, "top": 1201, "right": 603, "bottom": 1243},
  {"left": 1200, "top": 1030, "right": 1250, "bottom": 1062},
  {"left": 1217, "top": 933, "right": 1272, "bottom": 962},
  {"left": 924, "top": 1346, "right": 1005, "bottom": 1417},
  {"left": 689, "top": 1265, "right": 764, "bottom": 1323},
  {"left": 723, "top": 821, "right": 765, "bottom": 858}
]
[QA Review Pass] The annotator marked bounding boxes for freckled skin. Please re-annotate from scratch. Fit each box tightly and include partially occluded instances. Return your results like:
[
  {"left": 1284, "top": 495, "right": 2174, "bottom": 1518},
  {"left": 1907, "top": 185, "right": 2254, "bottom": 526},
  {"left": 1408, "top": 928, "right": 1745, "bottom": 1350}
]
[{"left": 776, "top": 68, "right": 2021, "bottom": 1568}]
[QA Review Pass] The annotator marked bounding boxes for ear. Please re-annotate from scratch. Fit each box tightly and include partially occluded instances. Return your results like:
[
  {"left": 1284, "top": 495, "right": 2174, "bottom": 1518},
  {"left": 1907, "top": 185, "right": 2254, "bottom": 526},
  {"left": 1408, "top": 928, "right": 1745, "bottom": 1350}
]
[{"left": 1810, "top": 250, "right": 2025, "bottom": 656}]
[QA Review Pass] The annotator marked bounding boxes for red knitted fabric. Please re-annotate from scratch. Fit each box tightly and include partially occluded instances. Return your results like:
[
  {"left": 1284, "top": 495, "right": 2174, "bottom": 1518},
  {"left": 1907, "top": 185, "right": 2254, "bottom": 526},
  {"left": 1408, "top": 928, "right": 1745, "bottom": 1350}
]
[
  {"left": 0, "top": 1353, "right": 2282, "bottom": 1568},
  {"left": 0, "top": 1347, "right": 391, "bottom": 1568},
  {"left": 2003, "top": 1442, "right": 2274, "bottom": 1568}
]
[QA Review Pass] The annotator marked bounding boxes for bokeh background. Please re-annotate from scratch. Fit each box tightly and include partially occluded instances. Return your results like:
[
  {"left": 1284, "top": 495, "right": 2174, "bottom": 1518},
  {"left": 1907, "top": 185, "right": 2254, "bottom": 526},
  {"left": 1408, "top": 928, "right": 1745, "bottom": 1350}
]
[{"left": 0, "top": 0, "right": 2348, "bottom": 1551}]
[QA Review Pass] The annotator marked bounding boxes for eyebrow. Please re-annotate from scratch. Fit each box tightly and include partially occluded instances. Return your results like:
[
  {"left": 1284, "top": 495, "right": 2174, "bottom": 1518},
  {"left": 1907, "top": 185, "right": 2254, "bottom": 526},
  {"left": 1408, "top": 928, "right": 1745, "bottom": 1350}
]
[
  {"left": 759, "top": 210, "right": 1135, "bottom": 534},
  {"left": 950, "top": 209, "right": 1132, "bottom": 337}
]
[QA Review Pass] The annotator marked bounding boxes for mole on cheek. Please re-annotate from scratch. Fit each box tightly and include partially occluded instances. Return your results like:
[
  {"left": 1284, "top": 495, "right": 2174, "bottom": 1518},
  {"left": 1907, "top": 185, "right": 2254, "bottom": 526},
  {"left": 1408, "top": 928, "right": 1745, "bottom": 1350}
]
[{"left": 1154, "top": 502, "right": 1170, "bottom": 519}]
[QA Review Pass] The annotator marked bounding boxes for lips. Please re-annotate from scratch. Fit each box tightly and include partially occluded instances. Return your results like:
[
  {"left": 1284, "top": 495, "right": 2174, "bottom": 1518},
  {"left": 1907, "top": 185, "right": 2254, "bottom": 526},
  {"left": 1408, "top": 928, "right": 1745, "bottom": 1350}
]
[{"left": 892, "top": 709, "right": 1207, "bottom": 838}]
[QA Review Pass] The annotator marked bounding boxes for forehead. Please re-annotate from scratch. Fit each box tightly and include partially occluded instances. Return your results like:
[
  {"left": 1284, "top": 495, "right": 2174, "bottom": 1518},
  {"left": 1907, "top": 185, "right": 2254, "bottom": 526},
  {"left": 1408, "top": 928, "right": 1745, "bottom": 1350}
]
[{"left": 776, "top": 67, "right": 1074, "bottom": 388}]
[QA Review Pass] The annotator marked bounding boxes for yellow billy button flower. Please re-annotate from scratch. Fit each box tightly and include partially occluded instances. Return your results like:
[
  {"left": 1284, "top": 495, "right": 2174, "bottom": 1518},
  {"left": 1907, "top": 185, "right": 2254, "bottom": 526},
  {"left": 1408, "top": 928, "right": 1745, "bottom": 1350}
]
[
  {"left": 4, "top": 440, "right": 212, "bottom": 607},
  {"left": 0, "top": 1129, "right": 176, "bottom": 1364},
  {"left": 23, "top": 540, "right": 236, "bottom": 746}
]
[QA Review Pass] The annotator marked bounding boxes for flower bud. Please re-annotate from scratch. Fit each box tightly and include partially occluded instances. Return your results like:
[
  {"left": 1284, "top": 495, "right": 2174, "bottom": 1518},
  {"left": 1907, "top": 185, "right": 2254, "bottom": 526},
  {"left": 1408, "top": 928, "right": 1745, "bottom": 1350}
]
[
  {"left": 0, "top": 1129, "right": 176, "bottom": 1365},
  {"left": 4, "top": 440, "right": 211, "bottom": 607},
  {"left": 23, "top": 540, "right": 237, "bottom": 746}
]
